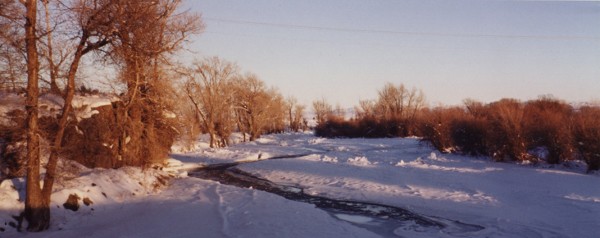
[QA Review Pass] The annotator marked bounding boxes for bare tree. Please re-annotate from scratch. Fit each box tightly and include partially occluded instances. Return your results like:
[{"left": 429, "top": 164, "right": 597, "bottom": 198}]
[
  {"left": 102, "top": 0, "right": 202, "bottom": 165},
  {"left": 7, "top": 0, "right": 201, "bottom": 231},
  {"left": 285, "top": 96, "right": 298, "bottom": 131},
  {"left": 375, "top": 82, "right": 406, "bottom": 119},
  {"left": 109, "top": 0, "right": 201, "bottom": 105},
  {"left": 405, "top": 87, "right": 426, "bottom": 121},
  {"left": 21, "top": 0, "right": 45, "bottom": 231},
  {"left": 354, "top": 99, "right": 375, "bottom": 118},
  {"left": 185, "top": 57, "right": 238, "bottom": 148},
  {"left": 40, "top": 0, "right": 60, "bottom": 93},
  {"left": 294, "top": 104, "right": 307, "bottom": 131},
  {"left": 374, "top": 82, "right": 425, "bottom": 121},
  {"left": 313, "top": 98, "right": 333, "bottom": 125},
  {"left": 265, "top": 92, "right": 287, "bottom": 133},
  {"left": 0, "top": 0, "right": 25, "bottom": 91},
  {"left": 333, "top": 103, "right": 345, "bottom": 119},
  {"left": 285, "top": 96, "right": 306, "bottom": 132},
  {"left": 17, "top": 0, "right": 123, "bottom": 231},
  {"left": 183, "top": 63, "right": 287, "bottom": 145},
  {"left": 0, "top": 42, "right": 25, "bottom": 91},
  {"left": 233, "top": 74, "right": 284, "bottom": 141}
]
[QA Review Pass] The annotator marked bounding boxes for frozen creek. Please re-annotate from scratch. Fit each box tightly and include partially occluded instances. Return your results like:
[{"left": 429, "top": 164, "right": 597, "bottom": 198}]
[{"left": 188, "top": 153, "right": 484, "bottom": 237}]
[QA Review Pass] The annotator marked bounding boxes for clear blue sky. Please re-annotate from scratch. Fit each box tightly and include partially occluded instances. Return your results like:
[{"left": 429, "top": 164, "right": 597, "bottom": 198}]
[{"left": 183, "top": 0, "right": 600, "bottom": 107}]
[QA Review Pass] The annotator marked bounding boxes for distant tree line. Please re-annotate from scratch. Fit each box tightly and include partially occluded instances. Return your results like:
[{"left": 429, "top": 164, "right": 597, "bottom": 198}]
[
  {"left": 314, "top": 84, "right": 600, "bottom": 172},
  {"left": 180, "top": 56, "right": 306, "bottom": 149}
]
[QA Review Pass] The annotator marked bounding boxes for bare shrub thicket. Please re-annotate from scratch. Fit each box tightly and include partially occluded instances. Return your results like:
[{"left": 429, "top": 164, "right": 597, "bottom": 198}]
[
  {"left": 418, "top": 106, "right": 466, "bottom": 152},
  {"left": 418, "top": 98, "right": 600, "bottom": 171},
  {"left": 60, "top": 102, "right": 178, "bottom": 169},
  {"left": 422, "top": 99, "right": 533, "bottom": 161},
  {"left": 522, "top": 97, "right": 574, "bottom": 164},
  {"left": 314, "top": 83, "right": 600, "bottom": 171},
  {"left": 315, "top": 83, "right": 425, "bottom": 138},
  {"left": 482, "top": 99, "right": 528, "bottom": 161},
  {"left": 315, "top": 116, "right": 408, "bottom": 138},
  {"left": 572, "top": 106, "right": 600, "bottom": 171}
]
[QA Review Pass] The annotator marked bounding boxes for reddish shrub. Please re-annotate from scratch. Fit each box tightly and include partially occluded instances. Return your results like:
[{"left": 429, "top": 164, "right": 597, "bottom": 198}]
[
  {"left": 314, "top": 116, "right": 357, "bottom": 138},
  {"left": 450, "top": 115, "right": 488, "bottom": 156},
  {"left": 522, "top": 98, "right": 574, "bottom": 164},
  {"left": 573, "top": 106, "right": 600, "bottom": 171},
  {"left": 314, "top": 95, "right": 600, "bottom": 171},
  {"left": 315, "top": 115, "right": 414, "bottom": 139},
  {"left": 483, "top": 99, "right": 529, "bottom": 162},
  {"left": 418, "top": 107, "right": 465, "bottom": 152}
]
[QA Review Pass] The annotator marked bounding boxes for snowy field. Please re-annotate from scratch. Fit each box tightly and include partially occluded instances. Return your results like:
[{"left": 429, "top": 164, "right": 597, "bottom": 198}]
[{"left": 1, "top": 132, "right": 599, "bottom": 237}]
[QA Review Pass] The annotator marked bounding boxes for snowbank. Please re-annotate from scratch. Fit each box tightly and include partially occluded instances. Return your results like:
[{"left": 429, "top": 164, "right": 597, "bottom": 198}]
[
  {"left": 0, "top": 93, "right": 117, "bottom": 124},
  {"left": 0, "top": 162, "right": 170, "bottom": 235}
]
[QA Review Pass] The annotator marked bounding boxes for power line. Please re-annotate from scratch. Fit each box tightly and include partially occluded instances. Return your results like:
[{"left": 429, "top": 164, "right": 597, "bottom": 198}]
[
  {"left": 202, "top": 30, "right": 503, "bottom": 54},
  {"left": 204, "top": 17, "right": 600, "bottom": 41}
]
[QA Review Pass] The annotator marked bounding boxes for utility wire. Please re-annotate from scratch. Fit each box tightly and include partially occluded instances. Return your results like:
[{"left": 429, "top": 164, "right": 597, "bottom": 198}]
[{"left": 205, "top": 17, "right": 600, "bottom": 41}]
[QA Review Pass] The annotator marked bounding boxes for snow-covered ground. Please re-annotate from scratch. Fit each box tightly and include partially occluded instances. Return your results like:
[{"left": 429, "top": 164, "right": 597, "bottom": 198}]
[{"left": 1, "top": 132, "right": 599, "bottom": 237}]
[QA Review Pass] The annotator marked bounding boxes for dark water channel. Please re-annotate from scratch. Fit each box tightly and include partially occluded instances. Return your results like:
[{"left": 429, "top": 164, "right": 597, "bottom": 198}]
[{"left": 188, "top": 154, "right": 484, "bottom": 237}]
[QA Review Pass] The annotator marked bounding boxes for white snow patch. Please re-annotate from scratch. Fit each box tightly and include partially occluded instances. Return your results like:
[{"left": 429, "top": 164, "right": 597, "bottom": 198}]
[
  {"left": 334, "top": 214, "right": 373, "bottom": 224},
  {"left": 0, "top": 93, "right": 116, "bottom": 125},
  {"left": 565, "top": 194, "right": 600, "bottom": 203},
  {"left": 71, "top": 95, "right": 116, "bottom": 121},
  {"left": 320, "top": 155, "right": 338, "bottom": 163},
  {"left": 398, "top": 162, "right": 503, "bottom": 174},
  {"left": 427, "top": 152, "right": 449, "bottom": 162},
  {"left": 308, "top": 137, "right": 326, "bottom": 144},
  {"left": 0, "top": 179, "right": 24, "bottom": 222},
  {"left": 71, "top": 95, "right": 114, "bottom": 109},
  {"left": 347, "top": 156, "right": 372, "bottom": 166}
]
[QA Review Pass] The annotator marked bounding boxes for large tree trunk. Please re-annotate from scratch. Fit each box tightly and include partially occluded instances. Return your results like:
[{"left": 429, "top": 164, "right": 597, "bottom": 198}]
[{"left": 23, "top": 0, "right": 50, "bottom": 231}]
